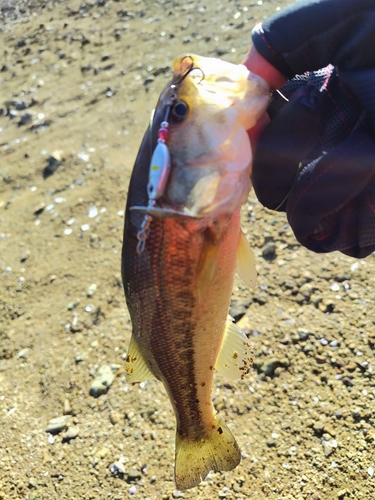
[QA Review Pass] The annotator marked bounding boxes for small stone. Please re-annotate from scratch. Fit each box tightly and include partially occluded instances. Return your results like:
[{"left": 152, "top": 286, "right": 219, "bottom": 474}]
[
  {"left": 342, "top": 377, "right": 354, "bottom": 387},
  {"left": 110, "top": 411, "right": 121, "bottom": 425},
  {"left": 95, "top": 447, "right": 110, "bottom": 460},
  {"left": 298, "top": 329, "right": 311, "bottom": 341},
  {"left": 323, "top": 441, "right": 336, "bottom": 457},
  {"left": 75, "top": 349, "right": 90, "bottom": 363},
  {"left": 33, "top": 202, "right": 46, "bottom": 215},
  {"left": 16, "top": 348, "right": 28, "bottom": 359},
  {"left": 262, "top": 243, "right": 276, "bottom": 258},
  {"left": 87, "top": 283, "right": 97, "bottom": 297},
  {"left": 127, "top": 469, "right": 142, "bottom": 482},
  {"left": 299, "top": 283, "right": 313, "bottom": 298},
  {"left": 20, "top": 250, "right": 30, "bottom": 262},
  {"left": 324, "top": 423, "right": 336, "bottom": 437},
  {"left": 318, "top": 298, "right": 335, "bottom": 313},
  {"left": 90, "top": 233, "right": 100, "bottom": 243},
  {"left": 89, "top": 364, "right": 120, "bottom": 397},
  {"left": 63, "top": 398, "right": 72, "bottom": 415},
  {"left": 67, "top": 300, "right": 79, "bottom": 310},
  {"left": 315, "top": 355, "right": 326, "bottom": 364},
  {"left": 110, "top": 456, "right": 126, "bottom": 475},
  {"left": 337, "top": 490, "right": 348, "bottom": 499},
  {"left": 129, "top": 486, "right": 136, "bottom": 495},
  {"left": 313, "top": 422, "right": 325, "bottom": 435},
  {"left": 368, "top": 467, "right": 374, "bottom": 478},
  {"left": 28, "top": 477, "right": 37, "bottom": 488},
  {"left": 62, "top": 426, "right": 79, "bottom": 441},
  {"left": 87, "top": 206, "right": 98, "bottom": 218},
  {"left": 19, "top": 112, "right": 33, "bottom": 126},
  {"left": 46, "top": 415, "right": 71, "bottom": 434},
  {"left": 43, "top": 150, "right": 63, "bottom": 179}
]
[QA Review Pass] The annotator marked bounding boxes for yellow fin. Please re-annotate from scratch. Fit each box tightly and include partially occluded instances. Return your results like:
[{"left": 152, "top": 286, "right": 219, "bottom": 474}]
[
  {"left": 236, "top": 229, "right": 257, "bottom": 288},
  {"left": 215, "top": 318, "right": 254, "bottom": 380},
  {"left": 125, "top": 336, "right": 155, "bottom": 384},
  {"left": 175, "top": 415, "right": 240, "bottom": 490}
]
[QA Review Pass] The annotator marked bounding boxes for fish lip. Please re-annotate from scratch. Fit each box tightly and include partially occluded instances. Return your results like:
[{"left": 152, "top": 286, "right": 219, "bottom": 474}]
[{"left": 129, "top": 205, "right": 199, "bottom": 219}]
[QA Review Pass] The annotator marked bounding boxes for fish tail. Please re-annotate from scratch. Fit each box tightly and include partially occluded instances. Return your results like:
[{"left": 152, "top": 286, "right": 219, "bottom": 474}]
[{"left": 175, "top": 415, "right": 241, "bottom": 490}]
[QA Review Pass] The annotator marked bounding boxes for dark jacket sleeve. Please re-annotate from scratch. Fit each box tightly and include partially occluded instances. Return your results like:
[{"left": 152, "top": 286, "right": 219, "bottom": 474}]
[{"left": 252, "top": 0, "right": 375, "bottom": 78}]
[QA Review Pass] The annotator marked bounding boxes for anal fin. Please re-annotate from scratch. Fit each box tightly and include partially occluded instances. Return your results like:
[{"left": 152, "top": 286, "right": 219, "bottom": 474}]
[
  {"left": 215, "top": 318, "right": 254, "bottom": 380},
  {"left": 236, "top": 229, "right": 257, "bottom": 288},
  {"left": 175, "top": 415, "right": 240, "bottom": 490},
  {"left": 125, "top": 336, "right": 155, "bottom": 384}
]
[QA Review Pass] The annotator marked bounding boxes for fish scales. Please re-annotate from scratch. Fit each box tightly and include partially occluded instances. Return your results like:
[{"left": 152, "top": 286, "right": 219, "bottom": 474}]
[{"left": 122, "top": 54, "right": 270, "bottom": 490}]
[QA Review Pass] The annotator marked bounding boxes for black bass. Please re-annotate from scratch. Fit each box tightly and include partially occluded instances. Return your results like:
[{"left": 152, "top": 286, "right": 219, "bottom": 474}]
[{"left": 122, "top": 54, "right": 270, "bottom": 490}]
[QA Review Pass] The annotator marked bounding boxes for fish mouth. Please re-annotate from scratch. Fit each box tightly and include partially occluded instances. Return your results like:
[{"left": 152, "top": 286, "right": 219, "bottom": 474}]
[{"left": 129, "top": 205, "right": 199, "bottom": 219}]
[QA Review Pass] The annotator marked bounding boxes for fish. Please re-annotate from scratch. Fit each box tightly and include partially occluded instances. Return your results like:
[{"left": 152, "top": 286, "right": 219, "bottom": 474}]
[{"left": 121, "top": 54, "right": 270, "bottom": 490}]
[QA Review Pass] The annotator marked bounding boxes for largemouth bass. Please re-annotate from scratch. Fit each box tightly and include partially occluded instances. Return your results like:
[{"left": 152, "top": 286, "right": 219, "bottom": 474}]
[{"left": 122, "top": 54, "right": 270, "bottom": 490}]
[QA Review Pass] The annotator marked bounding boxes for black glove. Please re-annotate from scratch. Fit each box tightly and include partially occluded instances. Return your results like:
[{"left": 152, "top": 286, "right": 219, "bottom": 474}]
[{"left": 250, "top": 0, "right": 375, "bottom": 258}]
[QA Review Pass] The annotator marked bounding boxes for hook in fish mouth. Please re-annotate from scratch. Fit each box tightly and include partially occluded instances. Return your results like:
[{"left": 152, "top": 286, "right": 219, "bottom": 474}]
[{"left": 136, "top": 55, "right": 205, "bottom": 256}]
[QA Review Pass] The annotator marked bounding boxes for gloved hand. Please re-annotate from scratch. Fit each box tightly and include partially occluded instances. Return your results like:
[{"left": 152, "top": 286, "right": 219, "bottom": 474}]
[{"left": 243, "top": 0, "right": 375, "bottom": 258}]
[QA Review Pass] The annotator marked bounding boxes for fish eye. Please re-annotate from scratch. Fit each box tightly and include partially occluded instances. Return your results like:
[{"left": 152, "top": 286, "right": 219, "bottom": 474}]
[{"left": 171, "top": 100, "right": 189, "bottom": 121}]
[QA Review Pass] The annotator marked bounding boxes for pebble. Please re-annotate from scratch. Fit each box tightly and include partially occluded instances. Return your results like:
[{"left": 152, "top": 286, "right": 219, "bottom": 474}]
[
  {"left": 110, "top": 456, "right": 126, "bottom": 475},
  {"left": 63, "top": 398, "right": 72, "bottom": 415},
  {"left": 45, "top": 415, "right": 71, "bottom": 434},
  {"left": 368, "top": 467, "right": 374, "bottom": 477},
  {"left": 81, "top": 224, "right": 90, "bottom": 231},
  {"left": 129, "top": 486, "right": 137, "bottom": 495},
  {"left": 87, "top": 283, "right": 97, "bottom": 297},
  {"left": 322, "top": 439, "right": 337, "bottom": 457},
  {"left": 16, "top": 348, "right": 28, "bottom": 359},
  {"left": 298, "top": 329, "right": 311, "bottom": 341},
  {"left": 127, "top": 469, "right": 141, "bottom": 482},
  {"left": 20, "top": 249, "right": 30, "bottom": 262},
  {"left": 68, "top": 300, "right": 79, "bottom": 311},
  {"left": 89, "top": 364, "right": 120, "bottom": 397},
  {"left": 110, "top": 411, "right": 122, "bottom": 425},
  {"left": 33, "top": 202, "right": 46, "bottom": 215},
  {"left": 28, "top": 477, "right": 37, "bottom": 488},
  {"left": 62, "top": 426, "right": 79, "bottom": 441},
  {"left": 43, "top": 150, "right": 63, "bottom": 178},
  {"left": 315, "top": 355, "right": 326, "bottom": 364},
  {"left": 262, "top": 243, "right": 276, "bottom": 258},
  {"left": 87, "top": 206, "right": 98, "bottom": 218}
]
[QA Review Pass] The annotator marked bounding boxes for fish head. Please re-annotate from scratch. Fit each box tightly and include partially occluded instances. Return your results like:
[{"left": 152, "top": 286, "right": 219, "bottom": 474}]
[{"left": 128, "top": 54, "right": 270, "bottom": 220}]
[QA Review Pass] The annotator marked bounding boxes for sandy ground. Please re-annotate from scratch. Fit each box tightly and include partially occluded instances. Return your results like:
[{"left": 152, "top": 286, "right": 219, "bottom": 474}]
[{"left": 1, "top": 1, "right": 375, "bottom": 499}]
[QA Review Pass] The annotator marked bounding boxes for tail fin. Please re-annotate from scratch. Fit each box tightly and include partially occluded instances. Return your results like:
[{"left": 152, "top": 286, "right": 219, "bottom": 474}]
[{"left": 175, "top": 415, "right": 241, "bottom": 490}]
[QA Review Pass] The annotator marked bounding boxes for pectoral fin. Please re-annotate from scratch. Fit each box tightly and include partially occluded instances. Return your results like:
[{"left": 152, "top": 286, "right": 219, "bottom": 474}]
[
  {"left": 125, "top": 336, "right": 155, "bottom": 384},
  {"left": 215, "top": 318, "right": 254, "bottom": 380},
  {"left": 236, "top": 229, "right": 257, "bottom": 288}
]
